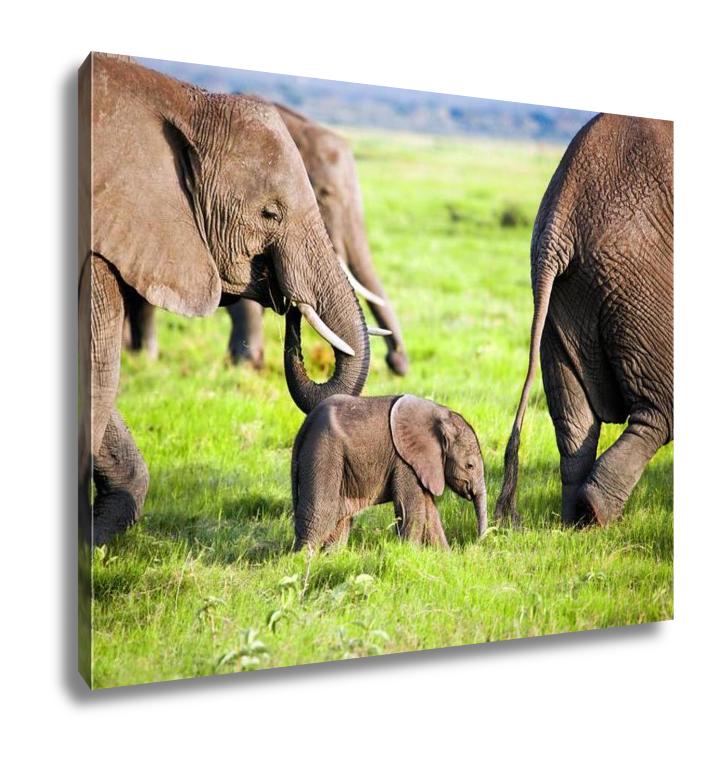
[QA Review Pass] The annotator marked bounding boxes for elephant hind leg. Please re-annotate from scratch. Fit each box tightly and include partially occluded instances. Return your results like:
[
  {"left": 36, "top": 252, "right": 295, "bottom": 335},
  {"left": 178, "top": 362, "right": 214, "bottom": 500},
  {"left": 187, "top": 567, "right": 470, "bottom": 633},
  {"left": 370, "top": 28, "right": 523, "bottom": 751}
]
[
  {"left": 541, "top": 329, "right": 602, "bottom": 526},
  {"left": 293, "top": 499, "right": 349, "bottom": 552},
  {"left": 227, "top": 299, "right": 265, "bottom": 369},
  {"left": 125, "top": 289, "right": 158, "bottom": 360},
  {"left": 577, "top": 409, "right": 668, "bottom": 525},
  {"left": 93, "top": 410, "right": 149, "bottom": 545},
  {"left": 292, "top": 430, "right": 349, "bottom": 551},
  {"left": 321, "top": 516, "right": 353, "bottom": 551}
]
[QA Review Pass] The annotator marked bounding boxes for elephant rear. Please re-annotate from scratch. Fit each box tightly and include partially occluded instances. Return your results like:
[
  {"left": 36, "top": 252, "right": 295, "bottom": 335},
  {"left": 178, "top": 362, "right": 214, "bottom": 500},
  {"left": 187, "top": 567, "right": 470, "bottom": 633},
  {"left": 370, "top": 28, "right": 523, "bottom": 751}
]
[
  {"left": 537, "top": 114, "right": 673, "bottom": 431},
  {"left": 497, "top": 113, "right": 673, "bottom": 526}
]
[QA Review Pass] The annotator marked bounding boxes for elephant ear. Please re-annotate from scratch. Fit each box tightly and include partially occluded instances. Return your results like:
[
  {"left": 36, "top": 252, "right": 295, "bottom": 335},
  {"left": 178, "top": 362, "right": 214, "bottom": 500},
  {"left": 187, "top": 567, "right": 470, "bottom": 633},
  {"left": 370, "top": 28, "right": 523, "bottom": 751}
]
[
  {"left": 390, "top": 395, "right": 448, "bottom": 497},
  {"left": 90, "top": 55, "right": 220, "bottom": 317}
]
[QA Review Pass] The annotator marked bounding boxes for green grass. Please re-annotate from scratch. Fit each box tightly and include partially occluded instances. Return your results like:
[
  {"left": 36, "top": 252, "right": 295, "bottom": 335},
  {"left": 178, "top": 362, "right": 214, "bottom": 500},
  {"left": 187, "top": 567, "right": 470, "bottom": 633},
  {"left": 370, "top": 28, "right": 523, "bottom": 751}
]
[{"left": 92, "top": 130, "right": 673, "bottom": 688}]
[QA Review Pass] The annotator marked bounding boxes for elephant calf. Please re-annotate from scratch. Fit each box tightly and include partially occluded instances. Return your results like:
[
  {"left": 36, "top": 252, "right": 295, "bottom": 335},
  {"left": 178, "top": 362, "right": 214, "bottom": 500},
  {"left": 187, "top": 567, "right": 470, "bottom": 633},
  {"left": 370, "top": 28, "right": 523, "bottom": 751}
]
[{"left": 292, "top": 394, "right": 487, "bottom": 551}]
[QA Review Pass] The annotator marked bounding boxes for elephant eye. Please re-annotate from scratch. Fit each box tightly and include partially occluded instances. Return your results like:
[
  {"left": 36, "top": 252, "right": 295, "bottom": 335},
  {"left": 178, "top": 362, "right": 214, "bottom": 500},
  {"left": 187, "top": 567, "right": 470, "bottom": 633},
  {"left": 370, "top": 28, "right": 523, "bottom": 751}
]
[
  {"left": 261, "top": 205, "right": 282, "bottom": 223},
  {"left": 466, "top": 461, "right": 474, "bottom": 470},
  {"left": 317, "top": 186, "right": 332, "bottom": 198}
]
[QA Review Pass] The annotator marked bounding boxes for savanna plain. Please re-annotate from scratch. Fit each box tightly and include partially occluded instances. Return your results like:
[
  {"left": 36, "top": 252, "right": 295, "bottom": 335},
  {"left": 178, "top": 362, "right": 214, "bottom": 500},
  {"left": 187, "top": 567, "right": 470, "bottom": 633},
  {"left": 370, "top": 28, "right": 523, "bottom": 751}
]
[{"left": 92, "top": 130, "right": 673, "bottom": 688}]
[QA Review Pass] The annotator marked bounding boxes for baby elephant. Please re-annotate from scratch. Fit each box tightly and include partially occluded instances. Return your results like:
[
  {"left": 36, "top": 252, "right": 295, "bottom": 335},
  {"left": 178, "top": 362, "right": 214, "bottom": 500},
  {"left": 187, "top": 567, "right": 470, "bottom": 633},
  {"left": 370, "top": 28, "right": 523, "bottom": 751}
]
[{"left": 292, "top": 394, "right": 487, "bottom": 551}]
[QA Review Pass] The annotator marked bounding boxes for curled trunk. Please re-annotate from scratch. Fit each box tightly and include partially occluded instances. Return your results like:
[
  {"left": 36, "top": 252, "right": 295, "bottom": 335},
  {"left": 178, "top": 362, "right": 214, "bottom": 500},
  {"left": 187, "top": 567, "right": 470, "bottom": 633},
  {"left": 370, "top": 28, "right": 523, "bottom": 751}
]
[{"left": 284, "top": 260, "right": 370, "bottom": 414}]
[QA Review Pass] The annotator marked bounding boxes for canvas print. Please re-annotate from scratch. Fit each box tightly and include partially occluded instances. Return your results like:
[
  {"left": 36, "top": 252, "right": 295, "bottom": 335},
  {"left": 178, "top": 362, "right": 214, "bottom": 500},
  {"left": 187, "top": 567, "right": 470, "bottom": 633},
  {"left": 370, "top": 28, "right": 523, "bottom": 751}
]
[{"left": 77, "top": 52, "right": 673, "bottom": 689}]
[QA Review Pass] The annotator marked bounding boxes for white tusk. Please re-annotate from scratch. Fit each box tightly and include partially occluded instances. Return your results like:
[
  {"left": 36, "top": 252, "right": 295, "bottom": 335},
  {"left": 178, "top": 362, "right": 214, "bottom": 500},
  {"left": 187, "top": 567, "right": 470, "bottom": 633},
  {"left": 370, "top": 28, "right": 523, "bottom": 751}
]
[
  {"left": 338, "top": 260, "right": 386, "bottom": 307},
  {"left": 297, "top": 303, "right": 355, "bottom": 356},
  {"left": 368, "top": 326, "right": 392, "bottom": 336}
]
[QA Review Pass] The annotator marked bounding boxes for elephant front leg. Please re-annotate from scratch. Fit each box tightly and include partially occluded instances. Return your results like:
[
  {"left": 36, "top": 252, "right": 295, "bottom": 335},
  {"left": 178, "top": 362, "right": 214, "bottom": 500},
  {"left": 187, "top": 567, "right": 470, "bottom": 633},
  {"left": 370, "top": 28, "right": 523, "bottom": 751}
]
[
  {"left": 226, "top": 299, "right": 265, "bottom": 369},
  {"left": 396, "top": 498, "right": 449, "bottom": 550},
  {"left": 91, "top": 255, "right": 149, "bottom": 545},
  {"left": 577, "top": 411, "right": 668, "bottom": 525},
  {"left": 541, "top": 331, "right": 601, "bottom": 526},
  {"left": 93, "top": 410, "right": 149, "bottom": 545},
  {"left": 392, "top": 469, "right": 449, "bottom": 550},
  {"left": 422, "top": 501, "right": 450, "bottom": 549}
]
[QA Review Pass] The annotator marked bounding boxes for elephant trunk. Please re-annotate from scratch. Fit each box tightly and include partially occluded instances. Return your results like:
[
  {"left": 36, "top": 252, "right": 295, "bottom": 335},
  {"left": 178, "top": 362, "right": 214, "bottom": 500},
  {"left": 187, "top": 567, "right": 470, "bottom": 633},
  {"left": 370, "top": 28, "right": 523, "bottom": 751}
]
[
  {"left": 474, "top": 482, "right": 488, "bottom": 537},
  {"left": 282, "top": 236, "right": 370, "bottom": 414},
  {"left": 343, "top": 223, "right": 408, "bottom": 376}
]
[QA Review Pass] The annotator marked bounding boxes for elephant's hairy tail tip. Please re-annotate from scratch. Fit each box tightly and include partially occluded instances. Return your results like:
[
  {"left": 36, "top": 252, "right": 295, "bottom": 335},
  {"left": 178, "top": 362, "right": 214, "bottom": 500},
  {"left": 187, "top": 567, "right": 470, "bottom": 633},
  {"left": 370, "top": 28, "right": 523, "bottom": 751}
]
[{"left": 495, "top": 426, "right": 521, "bottom": 524}]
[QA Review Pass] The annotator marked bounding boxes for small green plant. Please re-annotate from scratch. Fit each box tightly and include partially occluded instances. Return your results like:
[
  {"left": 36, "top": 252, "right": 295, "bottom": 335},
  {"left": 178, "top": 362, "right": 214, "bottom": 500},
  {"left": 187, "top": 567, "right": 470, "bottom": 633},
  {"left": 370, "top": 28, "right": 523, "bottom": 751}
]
[
  {"left": 93, "top": 545, "right": 118, "bottom": 566},
  {"left": 335, "top": 622, "right": 391, "bottom": 659},
  {"left": 196, "top": 596, "right": 225, "bottom": 638},
  {"left": 216, "top": 628, "right": 270, "bottom": 673},
  {"left": 277, "top": 573, "right": 303, "bottom": 602},
  {"left": 265, "top": 573, "right": 304, "bottom": 633},
  {"left": 328, "top": 573, "right": 376, "bottom": 605}
]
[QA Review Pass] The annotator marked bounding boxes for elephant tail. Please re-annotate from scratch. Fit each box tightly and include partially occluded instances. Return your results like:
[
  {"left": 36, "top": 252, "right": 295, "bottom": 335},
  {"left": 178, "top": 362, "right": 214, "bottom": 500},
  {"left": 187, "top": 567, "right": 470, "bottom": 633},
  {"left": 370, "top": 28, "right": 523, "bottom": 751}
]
[{"left": 494, "top": 265, "right": 557, "bottom": 526}]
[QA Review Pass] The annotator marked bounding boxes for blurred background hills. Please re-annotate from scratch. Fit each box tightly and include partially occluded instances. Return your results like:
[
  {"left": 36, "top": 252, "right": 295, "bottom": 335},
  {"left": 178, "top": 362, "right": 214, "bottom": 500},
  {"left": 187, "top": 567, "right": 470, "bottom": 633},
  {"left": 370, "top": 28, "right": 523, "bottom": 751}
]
[{"left": 138, "top": 56, "right": 595, "bottom": 143}]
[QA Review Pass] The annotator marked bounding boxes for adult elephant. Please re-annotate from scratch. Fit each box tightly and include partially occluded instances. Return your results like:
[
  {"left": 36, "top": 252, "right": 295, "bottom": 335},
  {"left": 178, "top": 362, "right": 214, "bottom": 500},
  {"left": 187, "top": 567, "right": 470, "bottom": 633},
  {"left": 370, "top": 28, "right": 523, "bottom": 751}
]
[
  {"left": 127, "top": 102, "right": 409, "bottom": 376},
  {"left": 227, "top": 105, "right": 408, "bottom": 375},
  {"left": 495, "top": 113, "right": 673, "bottom": 527},
  {"left": 82, "top": 55, "right": 371, "bottom": 544}
]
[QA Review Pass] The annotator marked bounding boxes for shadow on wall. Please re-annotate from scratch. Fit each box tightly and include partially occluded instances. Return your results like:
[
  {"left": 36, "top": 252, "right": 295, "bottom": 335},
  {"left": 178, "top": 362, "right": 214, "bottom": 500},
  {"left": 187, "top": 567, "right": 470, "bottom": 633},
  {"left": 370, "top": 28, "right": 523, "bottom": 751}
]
[
  {"left": 61, "top": 65, "right": 82, "bottom": 699},
  {"left": 68, "top": 617, "right": 663, "bottom": 701}
]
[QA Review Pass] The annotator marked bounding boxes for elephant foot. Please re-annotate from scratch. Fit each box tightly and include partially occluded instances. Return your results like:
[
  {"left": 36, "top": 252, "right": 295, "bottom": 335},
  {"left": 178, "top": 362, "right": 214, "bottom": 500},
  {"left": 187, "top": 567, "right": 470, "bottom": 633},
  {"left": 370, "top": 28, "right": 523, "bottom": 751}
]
[
  {"left": 123, "top": 333, "right": 158, "bottom": 359},
  {"left": 145, "top": 337, "right": 159, "bottom": 361},
  {"left": 293, "top": 538, "right": 316, "bottom": 555},
  {"left": 405, "top": 529, "right": 451, "bottom": 550},
  {"left": 321, "top": 537, "right": 346, "bottom": 553},
  {"left": 561, "top": 484, "right": 594, "bottom": 528},
  {"left": 385, "top": 349, "right": 409, "bottom": 377},
  {"left": 424, "top": 534, "right": 451, "bottom": 551},
  {"left": 93, "top": 492, "right": 139, "bottom": 546},
  {"left": 575, "top": 481, "right": 623, "bottom": 527},
  {"left": 230, "top": 347, "right": 264, "bottom": 370}
]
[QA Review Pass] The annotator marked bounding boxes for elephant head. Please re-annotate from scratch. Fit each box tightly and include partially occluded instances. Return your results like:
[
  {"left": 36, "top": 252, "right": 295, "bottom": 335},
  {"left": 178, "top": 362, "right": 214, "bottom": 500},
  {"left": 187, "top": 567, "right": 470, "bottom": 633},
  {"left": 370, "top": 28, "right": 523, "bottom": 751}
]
[
  {"left": 276, "top": 105, "right": 409, "bottom": 376},
  {"left": 390, "top": 395, "right": 487, "bottom": 536},
  {"left": 91, "top": 55, "right": 369, "bottom": 413}
]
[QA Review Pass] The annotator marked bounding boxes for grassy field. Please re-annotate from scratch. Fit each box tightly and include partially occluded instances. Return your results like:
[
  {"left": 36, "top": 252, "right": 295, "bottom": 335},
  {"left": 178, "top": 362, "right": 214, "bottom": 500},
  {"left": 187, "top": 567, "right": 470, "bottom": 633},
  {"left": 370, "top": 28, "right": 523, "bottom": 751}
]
[{"left": 92, "top": 130, "right": 673, "bottom": 688}]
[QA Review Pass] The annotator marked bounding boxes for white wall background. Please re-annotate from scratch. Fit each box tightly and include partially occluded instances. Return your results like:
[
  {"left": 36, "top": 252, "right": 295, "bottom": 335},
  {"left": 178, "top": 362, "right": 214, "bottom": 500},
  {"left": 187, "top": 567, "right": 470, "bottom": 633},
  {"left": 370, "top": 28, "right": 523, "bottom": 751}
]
[{"left": 1, "top": 1, "right": 721, "bottom": 764}]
